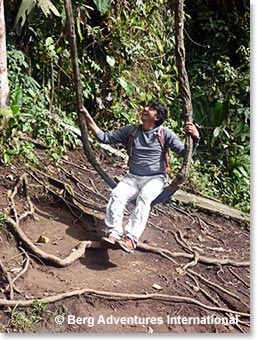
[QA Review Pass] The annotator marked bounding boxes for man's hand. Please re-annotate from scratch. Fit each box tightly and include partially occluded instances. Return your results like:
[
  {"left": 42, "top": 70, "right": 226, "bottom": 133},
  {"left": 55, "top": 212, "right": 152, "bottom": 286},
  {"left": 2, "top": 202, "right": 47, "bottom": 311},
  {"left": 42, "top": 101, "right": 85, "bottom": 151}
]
[
  {"left": 81, "top": 106, "right": 90, "bottom": 119},
  {"left": 80, "top": 106, "right": 100, "bottom": 136},
  {"left": 184, "top": 122, "right": 200, "bottom": 141}
]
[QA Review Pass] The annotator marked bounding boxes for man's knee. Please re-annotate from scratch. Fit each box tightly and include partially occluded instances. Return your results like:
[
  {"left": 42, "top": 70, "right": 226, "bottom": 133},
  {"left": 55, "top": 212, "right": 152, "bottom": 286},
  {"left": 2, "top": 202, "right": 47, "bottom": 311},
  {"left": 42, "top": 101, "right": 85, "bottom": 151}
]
[{"left": 137, "top": 192, "right": 152, "bottom": 205}]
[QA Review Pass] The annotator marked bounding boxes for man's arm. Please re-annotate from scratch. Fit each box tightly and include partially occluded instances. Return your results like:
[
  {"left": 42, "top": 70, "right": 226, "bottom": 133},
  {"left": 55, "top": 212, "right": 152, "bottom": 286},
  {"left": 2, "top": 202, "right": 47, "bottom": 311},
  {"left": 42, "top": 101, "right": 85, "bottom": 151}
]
[
  {"left": 81, "top": 107, "right": 100, "bottom": 136},
  {"left": 165, "top": 122, "right": 200, "bottom": 157},
  {"left": 81, "top": 106, "right": 132, "bottom": 145}
]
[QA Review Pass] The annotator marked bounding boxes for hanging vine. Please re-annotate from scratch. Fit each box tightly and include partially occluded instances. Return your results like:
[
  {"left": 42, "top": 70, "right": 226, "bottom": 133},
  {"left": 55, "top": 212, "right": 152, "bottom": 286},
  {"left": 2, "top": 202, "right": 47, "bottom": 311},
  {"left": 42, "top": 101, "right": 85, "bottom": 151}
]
[
  {"left": 64, "top": 0, "right": 116, "bottom": 189},
  {"left": 152, "top": 0, "right": 194, "bottom": 205}
]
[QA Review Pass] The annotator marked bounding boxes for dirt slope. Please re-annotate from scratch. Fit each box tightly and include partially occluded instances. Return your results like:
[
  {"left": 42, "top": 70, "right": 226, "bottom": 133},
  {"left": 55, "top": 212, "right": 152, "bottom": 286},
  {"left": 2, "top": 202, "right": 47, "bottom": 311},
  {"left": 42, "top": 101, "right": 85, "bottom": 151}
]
[{"left": 0, "top": 147, "right": 250, "bottom": 333}]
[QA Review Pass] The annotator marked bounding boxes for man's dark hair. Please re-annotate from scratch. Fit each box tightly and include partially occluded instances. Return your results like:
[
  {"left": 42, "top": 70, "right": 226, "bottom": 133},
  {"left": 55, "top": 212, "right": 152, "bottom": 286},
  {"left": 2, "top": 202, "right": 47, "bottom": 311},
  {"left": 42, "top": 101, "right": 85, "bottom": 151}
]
[{"left": 147, "top": 99, "right": 168, "bottom": 126}]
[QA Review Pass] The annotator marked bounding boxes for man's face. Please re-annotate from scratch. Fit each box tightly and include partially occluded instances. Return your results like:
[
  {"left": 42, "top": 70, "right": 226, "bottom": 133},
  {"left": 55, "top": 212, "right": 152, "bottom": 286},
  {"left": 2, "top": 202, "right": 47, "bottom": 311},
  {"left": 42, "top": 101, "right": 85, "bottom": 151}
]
[{"left": 141, "top": 104, "right": 159, "bottom": 123}]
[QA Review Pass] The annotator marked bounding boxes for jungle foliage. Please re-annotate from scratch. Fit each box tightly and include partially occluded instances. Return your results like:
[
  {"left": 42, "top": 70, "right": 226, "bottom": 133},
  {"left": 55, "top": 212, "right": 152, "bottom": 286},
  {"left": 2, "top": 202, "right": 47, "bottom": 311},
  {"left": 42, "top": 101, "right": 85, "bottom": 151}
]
[{"left": 1, "top": 0, "right": 250, "bottom": 212}]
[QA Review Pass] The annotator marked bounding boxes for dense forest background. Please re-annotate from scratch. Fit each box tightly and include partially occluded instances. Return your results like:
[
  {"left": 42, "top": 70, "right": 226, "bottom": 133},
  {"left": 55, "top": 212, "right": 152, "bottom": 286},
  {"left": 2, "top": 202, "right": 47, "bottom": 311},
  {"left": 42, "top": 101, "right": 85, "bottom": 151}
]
[{"left": 0, "top": 0, "right": 250, "bottom": 212}]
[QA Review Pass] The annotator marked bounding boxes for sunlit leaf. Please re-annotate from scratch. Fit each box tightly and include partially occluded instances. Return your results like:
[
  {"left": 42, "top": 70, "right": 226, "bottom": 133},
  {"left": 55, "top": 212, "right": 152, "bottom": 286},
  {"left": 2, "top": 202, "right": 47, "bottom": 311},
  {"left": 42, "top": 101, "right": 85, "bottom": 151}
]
[
  {"left": 14, "top": 0, "right": 60, "bottom": 29},
  {"left": 93, "top": 0, "right": 112, "bottom": 15},
  {"left": 14, "top": 0, "right": 36, "bottom": 28},
  {"left": 37, "top": 0, "right": 60, "bottom": 17},
  {"left": 3, "top": 153, "right": 10, "bottom": 163},
  {"left": 106, "top": 55, "right": 115, "bottom": 67},
  {"left": 213, "top": 127, "right": 220, "bottom": 137}
]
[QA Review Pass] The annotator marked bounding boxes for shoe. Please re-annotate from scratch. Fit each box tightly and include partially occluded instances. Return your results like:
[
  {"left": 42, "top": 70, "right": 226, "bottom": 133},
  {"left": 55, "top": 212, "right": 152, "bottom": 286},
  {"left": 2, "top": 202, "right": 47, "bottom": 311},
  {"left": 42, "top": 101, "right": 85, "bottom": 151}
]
[
  {"left": 117, "top": 236, "right": 135, "bottom": 253},
  {"left": 100, "top": 236, "right": 120, "bottom": 250}
]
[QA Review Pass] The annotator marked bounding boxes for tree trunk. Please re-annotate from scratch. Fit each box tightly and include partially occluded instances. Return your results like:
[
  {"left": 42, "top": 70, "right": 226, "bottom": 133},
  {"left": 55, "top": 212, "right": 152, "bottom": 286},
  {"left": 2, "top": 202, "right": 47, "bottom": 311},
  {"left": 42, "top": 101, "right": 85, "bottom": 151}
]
[
  {"left": 152, "top": 0, "right": 193, "bottom": 206},
  {"left": 63, "top": 0, "right": 116, "bottom": 189},
  {"left": 0, "top": 0, "right": 9, "bottom": 110}
]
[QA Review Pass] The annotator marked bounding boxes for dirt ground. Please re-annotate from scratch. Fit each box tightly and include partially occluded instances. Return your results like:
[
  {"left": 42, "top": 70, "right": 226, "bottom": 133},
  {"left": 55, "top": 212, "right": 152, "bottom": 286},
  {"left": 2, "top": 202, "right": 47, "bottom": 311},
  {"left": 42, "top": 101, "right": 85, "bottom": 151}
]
[{"left": 0, "top": 147, "right": 250, "bottom": 333}]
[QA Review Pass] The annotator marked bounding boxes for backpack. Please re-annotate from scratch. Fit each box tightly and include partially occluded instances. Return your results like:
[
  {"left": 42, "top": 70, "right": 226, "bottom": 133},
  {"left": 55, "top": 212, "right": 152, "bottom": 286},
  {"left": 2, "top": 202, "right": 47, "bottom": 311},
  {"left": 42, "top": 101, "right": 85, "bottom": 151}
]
[{"left": 127, "top": 125, "right": 170, "bottom": 181}]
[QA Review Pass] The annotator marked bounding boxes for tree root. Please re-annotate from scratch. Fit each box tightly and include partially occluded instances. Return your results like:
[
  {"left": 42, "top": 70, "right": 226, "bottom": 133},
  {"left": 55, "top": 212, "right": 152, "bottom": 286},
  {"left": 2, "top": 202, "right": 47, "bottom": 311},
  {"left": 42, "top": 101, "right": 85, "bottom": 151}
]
[
  {"left": 0, "top": 260, "right": 14, "bottom": 299},
  {"left": 187, "top": 269, "right": 249, "bottom": 309},
  {"left": 2, "top": 170, "right": 249, "bottom": 325},
  {"left": 5, "top": 172, "right": 249, "bottom": 270},
  {"left": 10, "top": 248, "right": 30, "bottom": 287},
  {"left": 0, "top": 287, "right": 250, "bottom": 318},
  {"left": 6, "top": 215, "right": 100, "bottom": 267},
  {"left": 6, "top": 210, "right": 250, "bottom": 269},
  {"left": 137, "top": 242, "right": 250, "bottom": 267}
]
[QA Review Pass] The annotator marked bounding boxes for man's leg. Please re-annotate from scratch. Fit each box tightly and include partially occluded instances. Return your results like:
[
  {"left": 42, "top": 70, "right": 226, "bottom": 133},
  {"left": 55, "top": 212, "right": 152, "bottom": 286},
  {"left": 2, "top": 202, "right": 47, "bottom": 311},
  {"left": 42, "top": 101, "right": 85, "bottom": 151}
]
[
  {"left": 122, "top": 175, "right": 165, "bottom": 250},
  {"left": 104, "top": 173, "right": 139, "bottom": 240}
]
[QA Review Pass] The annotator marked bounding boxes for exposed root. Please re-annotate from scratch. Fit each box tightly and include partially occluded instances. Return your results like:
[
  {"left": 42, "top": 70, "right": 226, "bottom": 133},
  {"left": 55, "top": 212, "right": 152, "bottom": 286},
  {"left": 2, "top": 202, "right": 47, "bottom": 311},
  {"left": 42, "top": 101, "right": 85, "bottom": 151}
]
[
  {"left": 6, "top": 215, "right": 100, "bottom": 267},
  {"left": 137, "top": 242, "right": 250, "bottom": 267},
  {"left": 0, "top": 288, "right": 250, "bottom": 318},
  {"left": 1, "top": 169, "right": 249, "bottom": 330},
  {"left": 0, "top": 260, "right": 14, "bottom": 299}
]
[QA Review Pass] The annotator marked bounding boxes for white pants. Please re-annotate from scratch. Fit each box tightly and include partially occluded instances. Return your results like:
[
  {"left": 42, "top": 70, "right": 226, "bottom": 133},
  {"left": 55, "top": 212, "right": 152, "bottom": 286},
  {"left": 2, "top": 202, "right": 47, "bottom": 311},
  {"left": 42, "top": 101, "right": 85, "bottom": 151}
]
[{"left": 105, "top": 172, "right": 166, "bottom": 246}]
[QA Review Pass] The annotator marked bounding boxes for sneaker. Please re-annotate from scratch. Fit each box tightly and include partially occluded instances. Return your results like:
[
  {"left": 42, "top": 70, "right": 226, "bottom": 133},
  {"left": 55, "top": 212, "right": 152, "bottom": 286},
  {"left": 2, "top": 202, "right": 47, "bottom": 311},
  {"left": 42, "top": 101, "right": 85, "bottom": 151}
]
[
  {"left": 117, "top": 236, "right": 135, "bottom": 253},
  {"left": 100, "top": 236, "right": 120, "bottom": 250}
]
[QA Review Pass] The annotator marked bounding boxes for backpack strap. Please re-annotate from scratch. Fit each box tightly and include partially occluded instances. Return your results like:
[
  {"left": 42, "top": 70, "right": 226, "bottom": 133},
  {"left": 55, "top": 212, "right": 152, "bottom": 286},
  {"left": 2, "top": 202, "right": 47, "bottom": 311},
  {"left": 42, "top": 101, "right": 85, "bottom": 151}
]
[
  {"left": 156, "top": 126, "right": 170, "bottom": 179},
  {"left": 127, "top": 126, "right": 138, "bottom": 159}
]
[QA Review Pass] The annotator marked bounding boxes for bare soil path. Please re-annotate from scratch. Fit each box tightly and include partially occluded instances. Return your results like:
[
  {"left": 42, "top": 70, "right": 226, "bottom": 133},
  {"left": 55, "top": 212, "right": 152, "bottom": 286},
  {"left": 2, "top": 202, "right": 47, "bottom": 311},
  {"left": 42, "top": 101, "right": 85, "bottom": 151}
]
[{"left": 0, "top": 147, "right": 250, "bottom": 333}]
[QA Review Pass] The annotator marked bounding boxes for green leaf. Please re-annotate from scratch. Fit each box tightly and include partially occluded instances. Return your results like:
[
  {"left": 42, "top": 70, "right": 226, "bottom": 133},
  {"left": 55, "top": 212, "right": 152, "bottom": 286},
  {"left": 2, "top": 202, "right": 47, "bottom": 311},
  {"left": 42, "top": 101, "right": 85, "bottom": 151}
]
[
  {"left": 215, "top": 101, "right": 223, "bottom": 112},
  {"left": 6, "top": 148, "right": 20, "bottom": 155},
  {"left": 45, "top": 37, "right": 54, "bottom": 47},
  {"left": 156, "top": 37, "right": 163, "bottom": 53},
  {"left": 3, "top": 153, "right": 11, "bottom": 163},
  {"left": 117, "top": 77, "right": 132, "bottom": 94},
  {"left": 175, "top": 81, "right": 179, "bottom": 94},
  {"left": 11, "top": 105, "right": 20, "bottom": 114},
  {"left": 93, "top": 0, "right": 112, "bottom": 15},
  {"left": 76, "top": 18, "right": 83, "bottom": 42},
  {"left": 0, "top": 108, "right": 13, "bottom": 117}
]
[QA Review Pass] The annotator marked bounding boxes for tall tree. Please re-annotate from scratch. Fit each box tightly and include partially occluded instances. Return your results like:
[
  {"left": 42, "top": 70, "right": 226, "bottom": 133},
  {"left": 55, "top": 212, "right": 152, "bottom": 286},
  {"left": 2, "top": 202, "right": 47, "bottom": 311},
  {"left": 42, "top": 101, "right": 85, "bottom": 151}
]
[{"left": 0, "top": 0, "right": 9, "bottom": 111}]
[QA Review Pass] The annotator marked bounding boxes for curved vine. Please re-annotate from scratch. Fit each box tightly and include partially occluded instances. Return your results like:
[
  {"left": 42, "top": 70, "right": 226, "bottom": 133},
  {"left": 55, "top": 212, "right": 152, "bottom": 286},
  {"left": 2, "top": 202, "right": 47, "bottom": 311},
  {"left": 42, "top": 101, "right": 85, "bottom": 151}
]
[
  {"left": 64, "top": 0, "right": 116, "bottom": 189},
  {"left": 152, "top": 0, "right": 194, "bottom": 205}
]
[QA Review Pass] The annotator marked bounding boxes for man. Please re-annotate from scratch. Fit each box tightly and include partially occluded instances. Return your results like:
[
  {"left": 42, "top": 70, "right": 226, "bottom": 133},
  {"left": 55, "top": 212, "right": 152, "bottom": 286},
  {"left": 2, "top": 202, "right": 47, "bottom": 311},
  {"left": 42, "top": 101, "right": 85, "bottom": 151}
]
[{"left": 81, "top": 99, "right": 200, "bottom": 253}]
